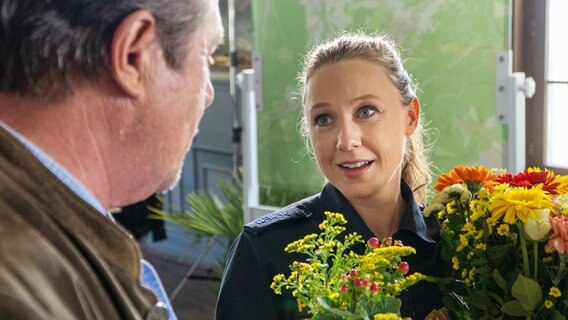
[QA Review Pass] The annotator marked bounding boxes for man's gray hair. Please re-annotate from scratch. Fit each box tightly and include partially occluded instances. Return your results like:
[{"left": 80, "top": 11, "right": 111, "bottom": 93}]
[{"left": 0, "top": 0, "right": 209, "bottom": 99}]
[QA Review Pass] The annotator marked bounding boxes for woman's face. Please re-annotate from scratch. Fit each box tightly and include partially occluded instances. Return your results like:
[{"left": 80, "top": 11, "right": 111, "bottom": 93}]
[{"left": 304, "top": 59, "right": 419, "bottom": 201}]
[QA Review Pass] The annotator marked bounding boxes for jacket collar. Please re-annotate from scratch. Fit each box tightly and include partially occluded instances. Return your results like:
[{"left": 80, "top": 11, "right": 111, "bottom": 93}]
[
  {"left": 311, "top": 180, "right": 435, "bottom": 244},
  {"left": 0, "top": 124, "right": 143, "bottom": 277}
]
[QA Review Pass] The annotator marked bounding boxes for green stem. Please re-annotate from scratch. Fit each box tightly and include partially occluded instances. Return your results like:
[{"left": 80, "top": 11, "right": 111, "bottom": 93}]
[
  {"left": 553, "top": 254, "right": 568, "bottom": 286},
  {"left": 519, "top": 223, "right": 531, "bottom": 278},
  {"left": 533, "top": 241, "right": 539, "bottom": 279}
]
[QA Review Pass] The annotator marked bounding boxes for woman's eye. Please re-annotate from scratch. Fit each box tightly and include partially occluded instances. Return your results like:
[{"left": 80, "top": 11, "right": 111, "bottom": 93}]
[
  {"left": 314, "top": 114, "right": 331, "bottom": 126},
  {"left": 358, "top": 106, "right": 376, "bottom": 118}
]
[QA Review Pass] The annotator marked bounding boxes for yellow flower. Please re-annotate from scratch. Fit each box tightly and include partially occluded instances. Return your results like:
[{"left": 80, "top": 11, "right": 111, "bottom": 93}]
[
  {"left": 555, "top": 175, "right": 568, "bottom": 195},
  {"left": 549, "top": 287, "right": 562, "bottom": 298},
  {"left": 474, "top": 243, "right": 486, "bottom": 250},
  {"left": 497, "top": 224, "right": 510, "bottom": 236},
  {"left": 489, "top": 185, "right": 552, "bottom": 224},
  {"left": 452, "top": 256, "right": 460, "bottom": 270},
  {"left": 544, "top": 299, "right": 554, "bottom": 309},
  {"left": 446, "top": 200, "right": 457, "bottom": 215},
  {"left": 374, "top": 313, "right": 402, "bottom": 320},
  {"left": 456, "top": 234, "right": 469, "bottom": 252}
]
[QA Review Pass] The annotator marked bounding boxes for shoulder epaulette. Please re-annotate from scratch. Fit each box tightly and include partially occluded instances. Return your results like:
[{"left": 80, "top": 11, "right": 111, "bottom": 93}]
[{"left": 245, "top": 205, "right": 311, "bottom": 235}]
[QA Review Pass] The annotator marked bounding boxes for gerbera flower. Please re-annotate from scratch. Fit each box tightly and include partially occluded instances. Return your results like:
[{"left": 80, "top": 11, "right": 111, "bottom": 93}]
[
  {"left": 554, "top": 174, "right": 568, "bottom": 195},
  {"left": 435, "top": 165, "right": 498, "bottom": 193},
  {"left": 489, "top": 185, "right": 553, "bottom": 224},
  {"left": 498, "top": 167, "right": 560, "bottom": 194}
]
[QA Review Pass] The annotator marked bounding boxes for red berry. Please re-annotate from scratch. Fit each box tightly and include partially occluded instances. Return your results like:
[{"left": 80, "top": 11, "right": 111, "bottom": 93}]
[
  {"left": 399, "top": 261, "right": 410, "bottom": 275},
  {"left": 340, "top": 274, "right": 348, "bottom": 282},
  {"left": 370, "top": 283, "right": 380, "bottom": 293},
  {"left": 354, "top": 279, "right": 365, "bottom": 288},
  {"left": 361, "top": 278, "right": 370, "bottom": 287},
  {"left": 340, "top": 285, "right": 349, "bottom": 295},
  {"left": 367, "top": 237, "right": 380, "bottom": 249},
  {"left": 349, "top": 268, "right": 358, "bottom": 279},
  {"left": 383, "top": 237, "right": 393, "bottom": 246}
]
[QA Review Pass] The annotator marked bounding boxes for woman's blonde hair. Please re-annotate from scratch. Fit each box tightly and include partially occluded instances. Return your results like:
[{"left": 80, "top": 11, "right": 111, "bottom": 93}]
[{"left": 298, "top": 32, "right": 431, "bottom": 204}]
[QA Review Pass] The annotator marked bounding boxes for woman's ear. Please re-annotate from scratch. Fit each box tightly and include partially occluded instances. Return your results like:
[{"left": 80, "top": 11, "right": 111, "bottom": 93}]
[
  {"left": 405, "top": 97, "right": 420, "bottom": 135},
  {"left": 109, "top": 10, "right": 157, "bottom": 98}
]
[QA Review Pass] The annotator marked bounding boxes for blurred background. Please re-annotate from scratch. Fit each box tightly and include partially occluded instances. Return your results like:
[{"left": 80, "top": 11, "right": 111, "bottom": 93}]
[{"left": 113, "top": 1, "right": 567, "bottom": 318}]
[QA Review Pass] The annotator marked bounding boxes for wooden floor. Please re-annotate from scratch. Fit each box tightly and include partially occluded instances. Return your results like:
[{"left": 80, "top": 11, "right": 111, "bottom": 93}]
[{"left": 140, "top": 223, "right": 228, "bottom": 320}]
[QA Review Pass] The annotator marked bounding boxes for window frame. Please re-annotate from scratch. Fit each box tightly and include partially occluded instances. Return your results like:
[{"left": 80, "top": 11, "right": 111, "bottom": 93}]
[{"left": 513, "top": 0, "right": 567, "bottom": 174}]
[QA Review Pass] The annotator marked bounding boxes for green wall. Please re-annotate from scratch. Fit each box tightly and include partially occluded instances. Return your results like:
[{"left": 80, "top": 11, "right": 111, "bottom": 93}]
[{"left": 252, "top": 0, "right": 510, "bottom": 195}]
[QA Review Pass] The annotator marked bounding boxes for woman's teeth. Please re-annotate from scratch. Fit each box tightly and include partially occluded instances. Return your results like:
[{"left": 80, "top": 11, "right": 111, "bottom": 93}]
[{"left": 341, "top": 161, "right": 369, "bottom": 169}]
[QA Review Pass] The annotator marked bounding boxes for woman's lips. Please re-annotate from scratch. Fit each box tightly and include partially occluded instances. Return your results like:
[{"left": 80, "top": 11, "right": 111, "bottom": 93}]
[{"left": 337, "top": 160, "right": 373, "bottom": 178}]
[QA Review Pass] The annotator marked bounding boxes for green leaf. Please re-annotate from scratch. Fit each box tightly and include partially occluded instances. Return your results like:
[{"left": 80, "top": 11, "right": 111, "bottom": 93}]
[
  {"left": 492, "top": 269, "right": 506, "bottom": 290},
  {"left": 357, "top": 296, "right": 401, "bottom": 316},
  {"left": 316, "top": 296, "right": 360, "bottom": 319},
  {"left": 501, "top": 300, "right": 530, "bottom": 317},
  {"left": 465, "top": 291, "right": 491, "bottom": 309},
  {"left": 553, "top": 310, "right": 567, "bottom": 320},
  {"left": 511, "top": 273, "right": 542, "bottom": 311}
]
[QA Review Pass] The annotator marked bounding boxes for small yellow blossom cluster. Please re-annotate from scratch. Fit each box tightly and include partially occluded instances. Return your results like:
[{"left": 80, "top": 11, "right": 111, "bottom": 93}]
[
  {"left": 373, "top": 313, "right": 404, "bottom": 320},
  {"left": 271, "top": 212, "right": 425, "bottom": 319}
]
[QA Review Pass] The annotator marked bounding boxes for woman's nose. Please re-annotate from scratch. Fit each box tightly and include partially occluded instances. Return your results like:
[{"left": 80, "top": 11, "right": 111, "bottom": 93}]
[{"left": 336, "top": 122, "right": 362, "bottom": 151}]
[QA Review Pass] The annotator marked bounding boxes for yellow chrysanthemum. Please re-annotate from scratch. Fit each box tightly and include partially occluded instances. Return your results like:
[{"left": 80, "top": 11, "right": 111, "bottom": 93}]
[
  {"left": 489, "top": 185, "right": 553, "bottom": 224},
  {"left": 554, "top": 175, "right": 568, "bottom": 195}
]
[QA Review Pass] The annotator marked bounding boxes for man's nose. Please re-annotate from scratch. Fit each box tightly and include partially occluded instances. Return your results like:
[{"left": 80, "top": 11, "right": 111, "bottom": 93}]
[{"left": 204, "top": 80, "right": 215, "bottom": 108}]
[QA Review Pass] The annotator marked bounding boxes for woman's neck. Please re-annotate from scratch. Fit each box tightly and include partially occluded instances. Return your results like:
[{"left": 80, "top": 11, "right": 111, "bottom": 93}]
[{"left": 350, "top": 189, "right": 406, "bottom": 239}]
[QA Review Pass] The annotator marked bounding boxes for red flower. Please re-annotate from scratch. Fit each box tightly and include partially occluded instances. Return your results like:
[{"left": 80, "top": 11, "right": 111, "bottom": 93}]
[{"left": 498, "top": 168, "right": 560, "bottom": 194}]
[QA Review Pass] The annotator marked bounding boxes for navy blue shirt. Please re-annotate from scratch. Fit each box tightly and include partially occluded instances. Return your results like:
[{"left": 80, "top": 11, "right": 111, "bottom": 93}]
[{"left": 216, "top": 181, "right": 449, "bottom": 319}]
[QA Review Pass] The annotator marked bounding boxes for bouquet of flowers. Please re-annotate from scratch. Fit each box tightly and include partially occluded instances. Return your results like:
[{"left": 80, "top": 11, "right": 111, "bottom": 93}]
[
  {"left": 270, "top": 211, "right": 426, "bottom": 320},
  {"left": 424, "top": 165, "right": 568, "bottom": 319}
]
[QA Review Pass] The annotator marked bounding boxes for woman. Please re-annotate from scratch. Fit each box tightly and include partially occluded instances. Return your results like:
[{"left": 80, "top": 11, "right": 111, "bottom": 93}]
[{"left": 215, "top": 32, "right": 448, "bottom": 320}]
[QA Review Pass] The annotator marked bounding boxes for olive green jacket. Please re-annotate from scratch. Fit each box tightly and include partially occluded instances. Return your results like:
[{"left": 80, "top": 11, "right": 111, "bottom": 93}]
[{"left": 0, "top": 125, "right": 163, "bottom": 320}]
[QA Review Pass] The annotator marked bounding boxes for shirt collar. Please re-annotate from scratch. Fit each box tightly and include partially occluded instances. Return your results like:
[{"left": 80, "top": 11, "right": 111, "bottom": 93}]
[
  {"left": 316, "top": 180, "right": 435, "bottom": 244},
  {"left": 0, "top": 121, "right": 111, "bottom": 218}
]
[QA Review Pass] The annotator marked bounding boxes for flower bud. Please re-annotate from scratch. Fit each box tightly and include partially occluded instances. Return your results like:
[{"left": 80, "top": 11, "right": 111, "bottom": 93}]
[
  {"left": 524, "top": 208, "right": 551, "bottom": 241},
  {"left": 340, "top": 285, "right": 349, "bottom": 295},
  {"left": 367, "top": 237, "right": 379, "bottom": 249},
  {"left": 370, "top": 282, "right": 380, "bottom": 294},
  {"left": 349, "top": 268, "right": 358, "bottom": 279},
  {"left": 398, "top": 261, "right": 410, "bottom": 275}
]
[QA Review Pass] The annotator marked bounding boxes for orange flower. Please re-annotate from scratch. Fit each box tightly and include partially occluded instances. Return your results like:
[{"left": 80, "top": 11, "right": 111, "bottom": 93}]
[{"left": 435, "top": 165, "right": 498, "bottom": 193}]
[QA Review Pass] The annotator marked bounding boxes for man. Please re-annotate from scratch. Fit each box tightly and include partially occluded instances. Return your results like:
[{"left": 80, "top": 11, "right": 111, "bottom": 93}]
[{"left": 0, "top": 0, "right": 223, "bottom": 319}]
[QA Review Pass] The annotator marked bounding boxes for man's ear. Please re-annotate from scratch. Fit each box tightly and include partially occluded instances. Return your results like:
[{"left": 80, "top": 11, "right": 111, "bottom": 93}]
[
  {"left": 110, "top": 10, "right": 157, "bottom": 98},
  {"left": 405, "top": 97, "right": 421, "bottom": 135}
]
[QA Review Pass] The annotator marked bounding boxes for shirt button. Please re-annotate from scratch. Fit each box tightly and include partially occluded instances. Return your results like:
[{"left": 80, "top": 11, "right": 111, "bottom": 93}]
[{"left": 145, "top": 302, "right": 169, "bottom": 320}]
